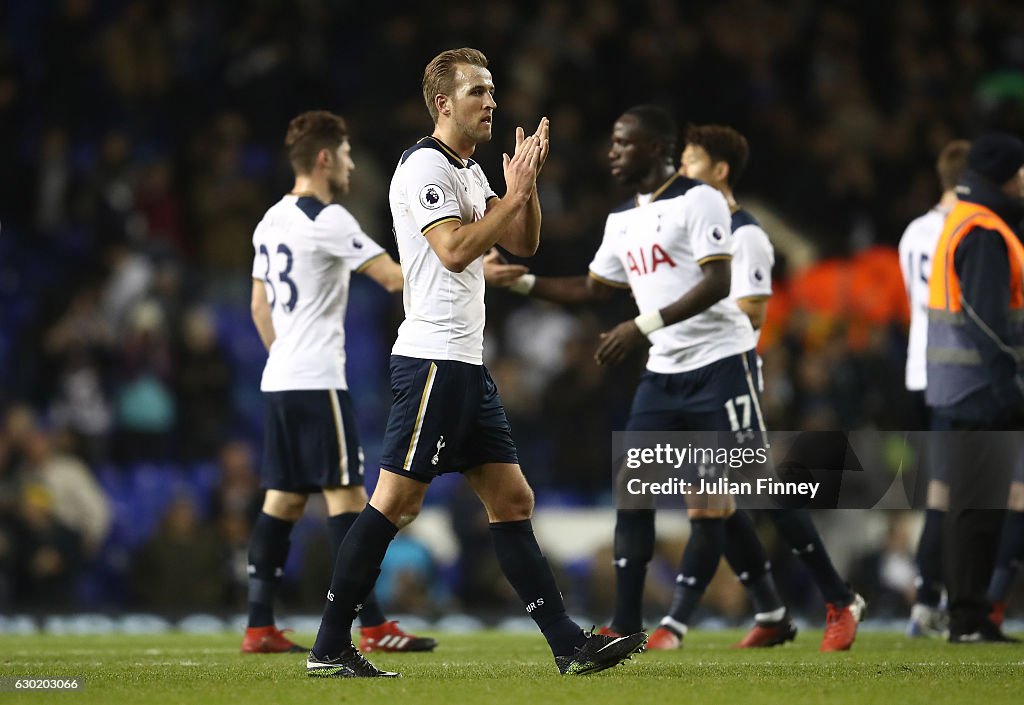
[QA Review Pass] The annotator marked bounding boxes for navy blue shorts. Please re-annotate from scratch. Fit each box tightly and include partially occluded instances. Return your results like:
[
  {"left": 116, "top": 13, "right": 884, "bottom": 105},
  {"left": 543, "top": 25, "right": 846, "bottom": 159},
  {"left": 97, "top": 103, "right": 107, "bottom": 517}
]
[
  {"left": 624, "top": 350, "right": 766, "bottom": 484},
  {"left": 379, "top": 356, "right": 519, "bottom": 483},
  {"left": 262, "top": 389, "right": 364, "bottom": 492}
]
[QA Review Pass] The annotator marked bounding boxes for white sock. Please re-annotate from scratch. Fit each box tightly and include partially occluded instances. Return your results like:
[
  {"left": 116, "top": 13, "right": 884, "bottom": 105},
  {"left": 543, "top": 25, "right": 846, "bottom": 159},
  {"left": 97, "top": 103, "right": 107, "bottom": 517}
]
[{"left": 755, "top": 607, "right": 787, "bottom": 624}]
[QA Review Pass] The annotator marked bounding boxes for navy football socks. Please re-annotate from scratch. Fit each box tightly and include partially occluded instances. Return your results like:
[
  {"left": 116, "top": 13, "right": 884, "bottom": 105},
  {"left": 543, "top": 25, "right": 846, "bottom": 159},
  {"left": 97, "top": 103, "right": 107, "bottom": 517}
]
[
  {"left": 327, "top": 512, "right": 387, "bottom": 628},
  {"left": 987, "top": 510, "right": 1024, "bottom": 604},
  {"left": 770, "top": 508, "right": 852, "bottom": 606},
  {"left": 490, "top": 519, "right": 585, "bottom": 658},
  {"left": 247, "top": 512, "right": 294, "bottom": 628},
  {"left": 611, "top": 509, "right": 656, "bottom": 634},
  {"left": 723, "top": 511, "right": 785, "bottom": 617},
  {"left": 915, "top": 508, "right": 946, "bottom": 607},
  {"left": 313, "top": 505, "right": 397, "bottom": 657},
  {"left": 665, "top": 517, "right": 726, "bottom": 632}
]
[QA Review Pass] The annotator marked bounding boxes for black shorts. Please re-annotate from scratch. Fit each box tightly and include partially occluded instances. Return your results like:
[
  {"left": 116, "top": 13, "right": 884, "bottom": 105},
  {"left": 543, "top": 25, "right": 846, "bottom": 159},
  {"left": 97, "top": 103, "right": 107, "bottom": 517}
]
[
  {"left": 262, "top": 389, "right": 364, "bottom": 492},
  {"left": 379, "top": 356, "right": 519, "bottom": 483},
  {"left": 624, "top": 350, "right": 766, "bottom": 483}
]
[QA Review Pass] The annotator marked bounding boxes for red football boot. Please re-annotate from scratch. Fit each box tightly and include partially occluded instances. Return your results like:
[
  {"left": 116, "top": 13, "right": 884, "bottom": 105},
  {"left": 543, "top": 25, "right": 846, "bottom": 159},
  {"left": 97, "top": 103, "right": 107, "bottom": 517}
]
[
  {"left": 733, "top": 615, "right": 798, "bottom": 648},
  {"left": 821, "top": 593, "right": 866, "bottom": 652},
  {"left": 646, "top": 626, "right": 682, "bottom": 650},
  {"left": 242, "top": 625, "right": 306, "bottom": 654},
  {"left": 359, "top": 621, "right": 437, "bottom": 653}
]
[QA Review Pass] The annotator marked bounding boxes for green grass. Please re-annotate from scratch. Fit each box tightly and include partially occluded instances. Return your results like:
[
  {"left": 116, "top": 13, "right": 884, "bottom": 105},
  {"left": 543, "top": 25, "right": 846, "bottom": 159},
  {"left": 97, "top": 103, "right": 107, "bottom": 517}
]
[{"left": 1, "top": 630, "right": 1022, "bottom": 704}]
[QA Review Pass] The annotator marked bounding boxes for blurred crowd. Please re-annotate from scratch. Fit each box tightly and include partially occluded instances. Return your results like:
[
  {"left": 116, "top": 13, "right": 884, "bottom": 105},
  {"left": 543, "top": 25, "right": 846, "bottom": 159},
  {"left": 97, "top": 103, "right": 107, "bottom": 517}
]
[{"left": 2, "top": 0, "right": 1024, "bottom": 614}]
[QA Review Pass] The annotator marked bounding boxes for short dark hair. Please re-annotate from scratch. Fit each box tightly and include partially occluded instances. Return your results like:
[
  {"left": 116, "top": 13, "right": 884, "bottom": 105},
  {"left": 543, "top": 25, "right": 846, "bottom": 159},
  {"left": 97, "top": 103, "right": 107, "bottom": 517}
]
[
  {"left": 284, "top": 111, "right": 348, "bottom": 175},
  {"left": 622, "top": 104, "right": 677, "bottom": 156},
  {"left": 423, "top": 48, "right": 489, "bottom": 123},
  {"left": 685, "top": 124, "right": 749, "bottom": 188},
  {"left": 936, "top": 139, "right": 970, "bottom": 191}
]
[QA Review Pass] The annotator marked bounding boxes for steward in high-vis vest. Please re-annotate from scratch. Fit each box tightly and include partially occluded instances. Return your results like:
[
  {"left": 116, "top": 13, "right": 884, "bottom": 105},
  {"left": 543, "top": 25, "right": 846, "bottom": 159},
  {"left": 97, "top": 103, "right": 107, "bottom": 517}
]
[
  {"left": 927, "top": 133, "right": 1024, "bottom": 428},
  {"left": 924, "top": 132, "right": 1024, "bottom": 644}
]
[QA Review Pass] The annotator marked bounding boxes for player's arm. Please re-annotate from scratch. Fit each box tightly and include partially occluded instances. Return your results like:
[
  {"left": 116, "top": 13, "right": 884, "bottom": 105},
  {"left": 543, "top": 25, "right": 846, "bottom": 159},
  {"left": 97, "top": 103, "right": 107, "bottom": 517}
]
[
  {"left": 359, "top": 254, "right": 403, "bottom": 293},
  {"left": 594, "top": 258, "right": 731, "bottom": 366},
  {"left": 485, "top": 247, "right": 620, "bottom": 304},
  {"left": 250, "top": 279, "right": 275, "bottom": 351},
  {"left": 514, "top": 273, "right": 619, "bottom": 304},
  {"left": 737, "top": 296, "right": 769, "bottom": 330},
  {"left": 425, "top": 136, "right": 542, "bottom": 272}
]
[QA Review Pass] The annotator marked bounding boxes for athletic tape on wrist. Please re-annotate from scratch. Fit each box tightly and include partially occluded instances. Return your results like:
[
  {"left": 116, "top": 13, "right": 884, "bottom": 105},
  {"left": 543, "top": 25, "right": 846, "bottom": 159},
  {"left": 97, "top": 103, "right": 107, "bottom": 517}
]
[
  {"left": 509, "top": 273, "right": 536, "bottom": 295},
  {"left": 634, "top": 310, "right": 665, "bottom": 335}
]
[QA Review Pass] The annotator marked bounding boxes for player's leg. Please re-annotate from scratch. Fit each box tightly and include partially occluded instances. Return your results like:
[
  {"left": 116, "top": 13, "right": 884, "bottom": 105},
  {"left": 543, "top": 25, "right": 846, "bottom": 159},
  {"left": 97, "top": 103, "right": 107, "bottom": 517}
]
[
  {"left": 986, "top": 473, "right": 1024, "bottom": 628},
  {"left": 467, "top": 461, "right": 647, "bottom": 674},
  {"left": 466, "top": 365, "right": 646, "bottom": 675},
  {"left": 652, "top": 350, "right": 779, "bottom": 649},
  {"left": 908, "top": 478, "right": 950, "bottom": 637},
  {"left": 243, "top": 389, "right": 315, "bottom": 654},
  {"left": 721, "top": 509, "right": 796, "bottom": 648},
  {"left": 321, "top": 390, "right": 436, "bottom": 653},
  {"left": 648, "top": 502, "right": 729, "bottom": 649},
  {"left": 608, "top": 372, "right": 673, "bottom": 636},
  {"left": 243, "top": 489, "right": 309, "bottom": 653},
  {"left": 307, "top": 357, "right": 457, "bottom": 677},
  {"left": 307, "top": 470, "right": 425, "bottom": 677},
  {"left": 768, "top": 427, "right": 864, "bottom": 650}
]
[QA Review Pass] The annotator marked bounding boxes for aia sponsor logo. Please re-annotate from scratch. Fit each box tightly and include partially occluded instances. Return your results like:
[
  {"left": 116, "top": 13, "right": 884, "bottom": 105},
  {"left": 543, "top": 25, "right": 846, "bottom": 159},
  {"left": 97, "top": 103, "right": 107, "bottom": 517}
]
[{"left": 627, "top": 244, "right": 676, "bottom": 276}]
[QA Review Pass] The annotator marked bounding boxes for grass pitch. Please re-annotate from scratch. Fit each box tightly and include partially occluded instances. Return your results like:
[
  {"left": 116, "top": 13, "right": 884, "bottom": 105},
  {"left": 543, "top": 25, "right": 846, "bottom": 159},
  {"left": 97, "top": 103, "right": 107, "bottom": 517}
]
[{"left": 1, "top": 629, "right": 1021, "bottom": 704}]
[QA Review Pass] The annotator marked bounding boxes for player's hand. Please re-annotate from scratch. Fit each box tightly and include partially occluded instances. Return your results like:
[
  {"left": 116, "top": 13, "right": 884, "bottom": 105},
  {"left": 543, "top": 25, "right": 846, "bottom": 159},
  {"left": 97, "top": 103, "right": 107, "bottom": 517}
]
[
  {"left": 531, "top": 117, "right": 550, "bottom": 175},
  {"left": 594, "top": 320, "right": 647, "bottom": 366},
  {"left": 503, "top": 134, "right": 540, "bottom": 204},
  {"left": 483, "top": 248, "right": 529, "bottom": 286}
]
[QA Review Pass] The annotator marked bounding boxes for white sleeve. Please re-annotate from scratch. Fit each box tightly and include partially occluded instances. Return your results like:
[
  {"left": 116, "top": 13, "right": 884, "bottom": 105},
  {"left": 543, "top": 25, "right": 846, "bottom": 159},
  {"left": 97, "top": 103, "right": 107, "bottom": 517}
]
[
  {"left": 684, "top": 185, "right": 734, "bottom": 264},
  {"left": 587, "top": 221, "right": 630, "bottom": 288},
  {"left": 731, "top": 224, "right": 774, "bottom": 299},
  {"left": 402, "top": 151, "right": 463, "bottom": 235},
  {"left": 314, "top": 205, "right": 387, "bottom": 271},
  {"left": 897, "top": 223, "right": 913, "bottom": 298},
  {"left": 251, "top": 219, "right": 269, "bottom": 280},
  {"left": 476, "top": 165, "right": 498, "bottom": 202}
]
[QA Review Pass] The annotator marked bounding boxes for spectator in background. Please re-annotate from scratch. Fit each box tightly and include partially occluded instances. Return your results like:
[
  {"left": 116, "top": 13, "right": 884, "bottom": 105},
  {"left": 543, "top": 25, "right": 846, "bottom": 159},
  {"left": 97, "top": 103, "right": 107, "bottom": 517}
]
[
  {"left": 42, "top": 283, "right": 115, "bottom": 464},
  {"left": 113, "top": 300, "right": 176, "bottom": 462},
  {"left": 174, "top": 306, "right": 232, "bottom": 461},
  {"left": 11, "top": 483, "right": 82, "bottom": 608},
  {"left": 131, "top": 495, "right": 226, "bottom": 612},
  {"left": 209, "top": 440, "right": 262, "bottom": 523},
  {"left": 16, "top": 419, "right": 111, "bottom": 559}
]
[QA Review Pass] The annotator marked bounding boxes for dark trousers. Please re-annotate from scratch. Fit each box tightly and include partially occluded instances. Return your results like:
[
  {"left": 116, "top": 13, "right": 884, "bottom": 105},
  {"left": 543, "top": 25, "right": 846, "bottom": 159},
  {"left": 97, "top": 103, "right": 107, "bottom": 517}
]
[{"left": 933, "top": 413, "right": 1017, "bottom": 631}]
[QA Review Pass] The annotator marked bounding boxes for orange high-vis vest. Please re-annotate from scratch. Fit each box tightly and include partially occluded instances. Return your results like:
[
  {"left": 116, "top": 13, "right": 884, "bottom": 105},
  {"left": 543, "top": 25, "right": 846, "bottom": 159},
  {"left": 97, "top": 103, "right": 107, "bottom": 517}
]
[{"left": 926, "top": 201, "right": 1024, "bottom": 407}]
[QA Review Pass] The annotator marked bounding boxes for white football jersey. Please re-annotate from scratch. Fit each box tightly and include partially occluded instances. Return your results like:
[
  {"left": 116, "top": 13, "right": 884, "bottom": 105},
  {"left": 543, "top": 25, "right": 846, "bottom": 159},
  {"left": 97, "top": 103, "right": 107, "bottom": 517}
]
[
  {"left": 251, "top": 195, "right": 386, "bottom": 391},
  {"left": 588, "top": 174, "right": 756, "bottom": 374},
  {"left": 898, "top": 206, "right": 948, "bottom": 391},
  {"left": 389, "top": 136, "right": 497, "bottom": 365},
  {"left": 730, "top": 209, "right": 774, "bottom": 344}
]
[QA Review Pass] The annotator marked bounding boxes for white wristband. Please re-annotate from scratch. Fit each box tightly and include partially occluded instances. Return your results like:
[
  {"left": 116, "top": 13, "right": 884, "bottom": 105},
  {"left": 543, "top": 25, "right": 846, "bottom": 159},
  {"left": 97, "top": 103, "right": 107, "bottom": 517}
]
[
  {"left": 634, "top": 310, "right": 665, "bottom": 335},
  {"left": 509, "top": 273, "right": 536, "bottom": 295}
]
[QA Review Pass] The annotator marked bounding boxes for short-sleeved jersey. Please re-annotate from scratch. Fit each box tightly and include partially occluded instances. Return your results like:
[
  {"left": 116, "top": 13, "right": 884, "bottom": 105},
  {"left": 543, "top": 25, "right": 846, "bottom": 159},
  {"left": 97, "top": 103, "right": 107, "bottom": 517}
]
[
  {"left": 898, "top": 206, "right": 947, "bottom": 391},
  {"left": 588, "top": 174, "right": 756, "bottom": 374},
  {"left": 252, "top": 195, "right": 386, "bottom": 392},
  {"left": 730, "top": 209, "right": 775, "bottom": 344},
  {"left": 389, "top": 136, "right": 497, "bottom": 365}
]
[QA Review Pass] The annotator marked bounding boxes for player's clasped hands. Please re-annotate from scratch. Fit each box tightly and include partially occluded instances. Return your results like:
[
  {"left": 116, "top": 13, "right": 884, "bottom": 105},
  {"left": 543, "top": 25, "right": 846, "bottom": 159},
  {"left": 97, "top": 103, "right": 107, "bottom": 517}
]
[{"left": 503, "top": 117, "right": 550, "bottom": 200}]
